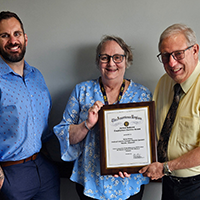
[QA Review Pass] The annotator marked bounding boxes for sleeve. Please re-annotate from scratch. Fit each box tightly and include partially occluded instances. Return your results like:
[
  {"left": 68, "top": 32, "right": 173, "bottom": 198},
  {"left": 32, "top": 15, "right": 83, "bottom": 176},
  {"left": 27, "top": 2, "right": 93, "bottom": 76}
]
[
  {"left": 38, "top": 69, "right": 53, "bottom": 143},
  {"left": 53, "top": 85, "right": 85, "bottom": 161}
]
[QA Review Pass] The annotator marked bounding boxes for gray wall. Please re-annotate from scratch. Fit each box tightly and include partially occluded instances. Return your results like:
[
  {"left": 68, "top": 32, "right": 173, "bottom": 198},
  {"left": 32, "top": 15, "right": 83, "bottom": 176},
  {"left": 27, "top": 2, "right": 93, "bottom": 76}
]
[{"left": 1, "top": 0, "right": 200, "bottom": 199}]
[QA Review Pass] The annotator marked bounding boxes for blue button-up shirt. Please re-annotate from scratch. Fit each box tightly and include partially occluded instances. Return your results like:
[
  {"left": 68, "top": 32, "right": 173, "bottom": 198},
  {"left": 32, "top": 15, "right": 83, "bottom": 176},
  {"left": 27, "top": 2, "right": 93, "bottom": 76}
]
[{"left": 0, "top": 57, "right": 51, "bottom": 161}]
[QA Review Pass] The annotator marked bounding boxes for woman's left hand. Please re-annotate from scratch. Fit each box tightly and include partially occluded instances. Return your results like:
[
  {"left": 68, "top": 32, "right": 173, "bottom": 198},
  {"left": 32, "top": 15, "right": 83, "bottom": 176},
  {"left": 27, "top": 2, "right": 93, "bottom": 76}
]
[{"left": 113, "top": 171, "right": 131, "bottom": 178}]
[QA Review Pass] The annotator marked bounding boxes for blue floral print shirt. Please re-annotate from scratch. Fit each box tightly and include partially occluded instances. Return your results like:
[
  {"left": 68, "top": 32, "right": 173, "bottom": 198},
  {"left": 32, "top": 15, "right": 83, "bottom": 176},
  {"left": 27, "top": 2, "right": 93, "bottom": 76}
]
[{"left": 54, "top": 78, "right": 152, "bottom": 200}]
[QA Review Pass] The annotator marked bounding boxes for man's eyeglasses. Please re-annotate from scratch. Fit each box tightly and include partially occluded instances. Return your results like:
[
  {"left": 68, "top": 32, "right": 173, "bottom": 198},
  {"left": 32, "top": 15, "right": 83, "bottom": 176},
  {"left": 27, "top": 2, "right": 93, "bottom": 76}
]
[
  {"left": 99, "top": 54, "right": 125, "bottom": 64},
  {"left": 157, "top": 45, "right": 194, "bottom": 64}
]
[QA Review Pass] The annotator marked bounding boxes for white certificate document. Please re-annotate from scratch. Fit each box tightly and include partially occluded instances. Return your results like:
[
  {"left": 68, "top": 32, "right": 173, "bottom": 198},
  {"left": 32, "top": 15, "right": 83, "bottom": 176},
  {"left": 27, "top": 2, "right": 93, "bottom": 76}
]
[
  {"left": 99, "top": 101, "right": 156, "bottom": 175},
  {"left": 104, "top": 107, "right": 151, "bottom": 168}
]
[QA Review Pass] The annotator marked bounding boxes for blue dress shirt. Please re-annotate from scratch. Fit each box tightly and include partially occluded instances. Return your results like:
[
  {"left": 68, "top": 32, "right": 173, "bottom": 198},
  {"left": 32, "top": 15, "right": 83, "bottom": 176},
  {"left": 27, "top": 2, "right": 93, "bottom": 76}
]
[
  {"left": 54, "top": 78, "right": 152, "bottom": 200},
  {"left": 0, "top": 57, "right": 51, "bottom": 161}
]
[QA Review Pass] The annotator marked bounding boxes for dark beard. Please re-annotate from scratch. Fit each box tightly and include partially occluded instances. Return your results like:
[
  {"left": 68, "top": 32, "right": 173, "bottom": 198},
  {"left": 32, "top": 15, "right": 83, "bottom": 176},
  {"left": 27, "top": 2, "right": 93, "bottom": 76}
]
[{"left": 0, "top": 43, "right": 26, "bottom": 63}]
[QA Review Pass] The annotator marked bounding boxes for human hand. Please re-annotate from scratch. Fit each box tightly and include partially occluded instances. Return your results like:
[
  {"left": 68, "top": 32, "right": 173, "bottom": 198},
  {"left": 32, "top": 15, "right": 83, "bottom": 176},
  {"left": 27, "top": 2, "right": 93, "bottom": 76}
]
[
  {"left": 0, "top": 167, "right": 4, "bottom": 189},
  {"left": 113, "top": 171, "right": 131, "bottom": 178},
  {"left": 139, "top": 162, "right": 164, "bottom": 180},
  {"left": 87, "top": 101, "right": 104, "bottom": 129}
]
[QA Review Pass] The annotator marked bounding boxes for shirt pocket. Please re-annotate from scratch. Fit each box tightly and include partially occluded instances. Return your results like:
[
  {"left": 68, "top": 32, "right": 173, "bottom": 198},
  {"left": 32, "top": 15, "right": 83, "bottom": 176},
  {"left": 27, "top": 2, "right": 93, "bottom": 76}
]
[{"left": 177, "top": 116, "right": 200, "bottom": 147}]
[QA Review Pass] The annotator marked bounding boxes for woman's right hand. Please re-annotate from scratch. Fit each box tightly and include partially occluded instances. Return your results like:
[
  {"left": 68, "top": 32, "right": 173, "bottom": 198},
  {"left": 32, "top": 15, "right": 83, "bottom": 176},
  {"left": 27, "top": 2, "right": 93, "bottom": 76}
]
[
  {"left": 69, "top": 101, "right": 104, "bottom": 144},
  {"left": 86, "top": 101, "right": 104, "bottom": 130},
  {"left": 0, "top": 167, "right": 4, "bottom": 189}
]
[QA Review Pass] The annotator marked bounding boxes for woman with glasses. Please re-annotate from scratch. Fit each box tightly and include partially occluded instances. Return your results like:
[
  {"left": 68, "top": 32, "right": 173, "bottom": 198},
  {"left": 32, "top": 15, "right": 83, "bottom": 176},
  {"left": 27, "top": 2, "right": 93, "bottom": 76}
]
[{"left": 54, "top": 35, "right": 152, "bottom": 200}]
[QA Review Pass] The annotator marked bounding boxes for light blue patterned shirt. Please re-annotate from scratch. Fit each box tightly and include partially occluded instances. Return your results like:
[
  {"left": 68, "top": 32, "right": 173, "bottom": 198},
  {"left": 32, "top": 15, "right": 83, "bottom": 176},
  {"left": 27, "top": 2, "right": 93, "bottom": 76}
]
[
  {"left": 54, "top": 78, "right": 152, "bottom": 200},
  {"left": 0, "top": 57, "right": 51, "bottom": 161}
]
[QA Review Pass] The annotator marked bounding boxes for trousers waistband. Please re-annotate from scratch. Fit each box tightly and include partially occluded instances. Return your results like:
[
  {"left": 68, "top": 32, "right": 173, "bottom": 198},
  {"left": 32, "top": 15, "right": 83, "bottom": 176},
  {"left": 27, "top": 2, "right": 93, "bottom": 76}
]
[
  {"left": 168, "top": 174, "right": 200, "bottom": 184},
  {"left": 0, "top": 153, "right": 39, "bottom": 167}
]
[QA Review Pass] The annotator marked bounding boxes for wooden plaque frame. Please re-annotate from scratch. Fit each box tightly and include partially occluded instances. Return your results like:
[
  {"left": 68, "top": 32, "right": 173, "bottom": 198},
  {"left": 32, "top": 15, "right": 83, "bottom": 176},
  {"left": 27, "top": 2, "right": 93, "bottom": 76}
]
[{"left": 98, "top": 101, "right": 157, "bottom": 175}]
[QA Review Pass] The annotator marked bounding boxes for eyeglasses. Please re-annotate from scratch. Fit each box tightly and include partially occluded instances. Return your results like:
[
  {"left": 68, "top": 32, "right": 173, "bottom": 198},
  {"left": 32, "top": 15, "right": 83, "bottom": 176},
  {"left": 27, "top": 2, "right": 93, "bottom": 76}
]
[
  {"left": 157, "top": 45, "right": 194, "bottom": 64},
  {"left": 99, "top": 54, "right": 125, "bottom": 64}
]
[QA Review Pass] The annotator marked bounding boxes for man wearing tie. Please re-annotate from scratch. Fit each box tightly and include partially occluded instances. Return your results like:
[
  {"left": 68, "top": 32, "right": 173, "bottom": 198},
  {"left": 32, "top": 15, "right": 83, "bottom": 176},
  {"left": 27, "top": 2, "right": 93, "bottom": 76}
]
[{"left": 139, "top": 24, "right": 200, "bottom": 200}]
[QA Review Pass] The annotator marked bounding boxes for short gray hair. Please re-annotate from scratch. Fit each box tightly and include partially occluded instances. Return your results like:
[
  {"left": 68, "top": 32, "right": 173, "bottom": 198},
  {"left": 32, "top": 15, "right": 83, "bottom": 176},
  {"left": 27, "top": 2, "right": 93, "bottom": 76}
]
[{"left": 158, "top": 23, "right": 197, "bottom": 51}]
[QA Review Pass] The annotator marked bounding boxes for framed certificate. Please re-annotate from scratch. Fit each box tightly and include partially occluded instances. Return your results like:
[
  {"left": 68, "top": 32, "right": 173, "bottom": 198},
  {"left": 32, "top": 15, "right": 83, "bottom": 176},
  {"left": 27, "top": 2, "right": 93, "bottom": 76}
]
[{"left": 98, "top": 101, "right": 157, "bottom": 175}]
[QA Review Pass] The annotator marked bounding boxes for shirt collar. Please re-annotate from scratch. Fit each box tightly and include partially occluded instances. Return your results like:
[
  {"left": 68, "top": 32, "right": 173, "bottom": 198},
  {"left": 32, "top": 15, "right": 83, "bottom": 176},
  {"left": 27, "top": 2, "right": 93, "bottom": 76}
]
[
  {"left": 180, "top": 60, "right": 200, "bottom": 93},
  {"left": 0, "top": 56, "right": 34, "bottom": 77}
]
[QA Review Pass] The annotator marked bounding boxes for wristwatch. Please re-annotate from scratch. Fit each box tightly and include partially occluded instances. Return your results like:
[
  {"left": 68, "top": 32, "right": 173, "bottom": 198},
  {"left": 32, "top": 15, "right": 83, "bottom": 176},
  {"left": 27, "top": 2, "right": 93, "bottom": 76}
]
[{"left": 163, "top": 162, "right": 172, "bottom": 176}]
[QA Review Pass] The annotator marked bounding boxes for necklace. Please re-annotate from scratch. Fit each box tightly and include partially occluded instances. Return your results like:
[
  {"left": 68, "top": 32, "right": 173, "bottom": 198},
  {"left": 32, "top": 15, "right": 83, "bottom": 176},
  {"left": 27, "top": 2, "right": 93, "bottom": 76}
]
[{"left": 99, "top": 77, "right": 125, "bottom": 105}]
